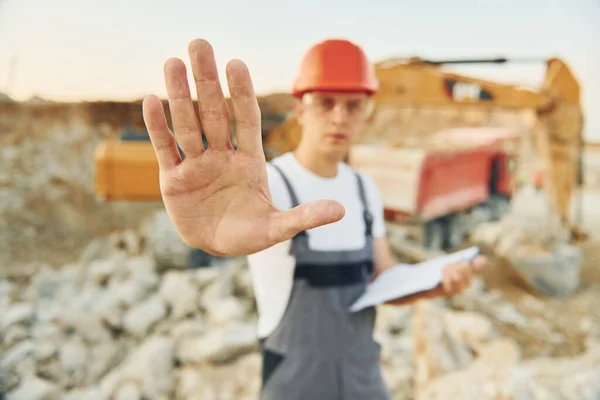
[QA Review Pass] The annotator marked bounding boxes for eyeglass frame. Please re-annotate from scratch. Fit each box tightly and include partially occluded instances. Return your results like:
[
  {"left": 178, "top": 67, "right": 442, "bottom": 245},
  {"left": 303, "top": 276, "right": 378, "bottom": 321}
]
[{"left": 300, "top": 92, "right": 375, "bottom": 119}]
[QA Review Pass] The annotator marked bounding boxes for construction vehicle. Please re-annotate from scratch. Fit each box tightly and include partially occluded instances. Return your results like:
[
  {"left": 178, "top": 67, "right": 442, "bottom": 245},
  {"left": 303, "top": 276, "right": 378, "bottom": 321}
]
[{"left": 350, "top": 126, "right": 521, "bottom": 250}]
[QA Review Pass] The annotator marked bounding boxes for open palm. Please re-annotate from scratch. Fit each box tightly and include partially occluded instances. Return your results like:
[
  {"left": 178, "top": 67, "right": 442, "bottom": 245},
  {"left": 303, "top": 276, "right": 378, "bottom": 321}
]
[{"left": 142, "top": 39, "right": 344, "bottom": 256}]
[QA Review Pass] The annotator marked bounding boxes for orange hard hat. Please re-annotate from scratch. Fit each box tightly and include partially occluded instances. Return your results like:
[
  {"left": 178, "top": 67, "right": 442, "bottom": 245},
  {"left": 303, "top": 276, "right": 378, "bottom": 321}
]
[{"left": 292, "top": 39, "right": 379, "bottom": 98}]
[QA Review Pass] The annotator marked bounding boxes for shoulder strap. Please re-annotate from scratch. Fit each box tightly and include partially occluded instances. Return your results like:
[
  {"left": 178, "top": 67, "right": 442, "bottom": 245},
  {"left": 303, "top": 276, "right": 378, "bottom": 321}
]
[
  {"left": 270, "top": 163, "right": 301, "bottom": 208},
  {"left": 270, "top": 164, "right": 308, "bottom": 243},
  {"left": 271, "top": 164, "right": 373, "bottom": 238},
  {"left": 354, "top": 172, "right": 373, "bottom": 237}
]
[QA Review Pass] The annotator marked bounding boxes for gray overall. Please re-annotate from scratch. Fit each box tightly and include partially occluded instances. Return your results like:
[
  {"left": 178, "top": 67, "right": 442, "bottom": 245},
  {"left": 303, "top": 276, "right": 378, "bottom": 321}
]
[{"left": 259, "top": 165, "right": 392, "bottom": 400}]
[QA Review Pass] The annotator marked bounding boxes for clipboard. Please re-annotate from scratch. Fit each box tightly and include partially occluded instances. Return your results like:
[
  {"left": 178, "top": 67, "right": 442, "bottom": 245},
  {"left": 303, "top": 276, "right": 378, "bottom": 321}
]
[{"left": 349, "top": 246, "right": 480, "bottom": 312}]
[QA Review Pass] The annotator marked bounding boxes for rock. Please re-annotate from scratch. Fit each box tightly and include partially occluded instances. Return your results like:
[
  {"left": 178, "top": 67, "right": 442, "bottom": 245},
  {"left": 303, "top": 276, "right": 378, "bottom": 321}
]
[
  {"left": 34, "top": 301, "right": 67, "bottom": 327},
  {"left": 6, "top": 376, "right": 61, "bottom": 400},
  {"left": 1, "top": 303, "right": 35, "bottom": 330},
  {"left": 477, "top": 338, "right": 522, "bottom": 367},
  {"left": 92, "top": 291, "right": 122, "bottom": 329},
  {"left": 176, "top": 322, "right": 258, "bottom": 364},
  {"left": 233, "top": 267, "right": 255, "bottom": 300},
  {"left": 27, "top": 267, "right": 68, "bottom": 301},
  {"left": 193, "top": 267, "right": 221, "bottom": 289},
  {"left": 59, "top": 336, "right": 89, "bottom": 389},
  {"left": 199, "top": 276, "right": 234, "bottom": 310},
  {"left": 174, "top": 367, "right": 208, "bottom": 400},
  {"left": 77, "top": 237, "right": 111, "bottom": 269},
  {"left": 1, "top": 340, "right": 36, "bottom": 390},
  {"left": 36, "top": 358, "right": 62, "bottom": 384},
  {"left": 443, "top": 310, "right": 496, "bottom": 350},
  {"left": 171, "top": 319, "right": 206, "bottom": 343},
  {"left": 495, "top": 303, "right": 528, "bottom": 327},
  {"left": 145, "top": 210, "right": 198, "bottom": 270},
  {"left": 99, "top": 336, "right": 174, "bottom": 399},
  {"left": 378, "top": 332, "right": 413, "bottom": 367},
  {"left": 516, "top": 341, "right": 600, "bottom": 399},
  {"left": 419, "top": 339, "right": 600, "bottom": 400},
  {"left": 124, "top": 255, "right": 158, "bottom": 282},
  {"left": 2, "top": 325, "right": 29, "bottom": 348},
  {"left": 86, "top": 342, "right": 122, "bottom": 383},
  {"left": 69, "top": 313, "right": 112, "bottom": 344},
  {"left": 199, "top": 260, "right": 246, "bottom": 308},
  {"left": 470, "top": 192, "right": 583, "bottom": 299},
  {"left": 109, "top": 229, "right": 144, "bottom": 256},
  {"left": 0, "top": 280, "right": 15, "bottom": 307},
  {"left": 31, "top": 323, "right": 66, "bottom": 361},
  {"left": 205, "top": 297, "right": 245, "bottom": 328},
  {"left": 471, "top": 221, "right": 504, "bottom": 248},
  {"left": 382, "top": 364, "right": 414, "bottom": 400},
  {"left": 122, "top": 294, "right": 166, "bottom": 338},
  {"left": 376, "top": 305, "right": 412, "bottom": 334},
  {"left": 88, "top": 259, "right": 119, "bottom": 286},
  {"left": 62, "top": 386, "right": 107, "bottom": 400},
  {"left": 506, "top": 243, "right": 583, "bottom": 297},
  {"left": 58, "top": 285, "right": 105, "bottom": 322},
  {"left": 412, "top": 300, "right": 475, "bottom": 394},
  {"left": 110, "top": 279, "right": 149, "bottom": 309},
  {"left": 159, "top": 271, "right": 199, "bottom": 319},
  {"left": 227, "top": 353, "right": 262, "bottom": 398},
  {"left": 113, "top": 380, "right": 142, "bottom": 400}
]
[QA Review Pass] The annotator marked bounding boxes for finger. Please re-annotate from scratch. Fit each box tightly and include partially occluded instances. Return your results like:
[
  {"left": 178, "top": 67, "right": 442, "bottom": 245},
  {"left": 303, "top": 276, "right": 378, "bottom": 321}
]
[
  {"left": 188, "top": 39, "right": 232, "bottom": 151},
  {"left": 226, "top": 59, "right": 263, "bottom": 155},
  {"left": 142, "top": 94, "right": 181, "bottom": 170},
  {"left": 458, "top": 266, "right": 472, "bottom": 292},
  {"left": 471, "top": 256, "right": 487, "bottom": 272},
  {"left": 446, "top": 264, "right": 465, "bottom": 294},
  {"left": 442, "top": 268, "right": 453, "bottom": 294},
  {"left": 456, "top": 262, "right": 471, "bottom": 284},
  {"left": 267, "top": 200, "right": 345, "bottom": 244},
  {"left": 164, "top": 58, "right": 205, "bottom": 158}
]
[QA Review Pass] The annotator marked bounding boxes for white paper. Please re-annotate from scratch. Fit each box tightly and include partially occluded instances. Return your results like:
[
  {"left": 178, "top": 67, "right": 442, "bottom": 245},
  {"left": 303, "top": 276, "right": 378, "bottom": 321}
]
[{"left": 349, "top": 246, "right": 480, "bottom": 312}]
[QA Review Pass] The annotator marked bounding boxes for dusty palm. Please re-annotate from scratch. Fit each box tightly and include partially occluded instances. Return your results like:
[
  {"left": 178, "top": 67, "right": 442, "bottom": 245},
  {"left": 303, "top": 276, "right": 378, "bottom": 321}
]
[{"left": 142, "top": 39, "right": 344, "bottom": 256}]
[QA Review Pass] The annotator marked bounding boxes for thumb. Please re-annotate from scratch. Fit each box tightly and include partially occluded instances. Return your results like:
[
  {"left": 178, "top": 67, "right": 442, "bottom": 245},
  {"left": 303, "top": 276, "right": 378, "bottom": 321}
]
[{"left": 268, "top": 200, "right": 345, "bottom": 244}]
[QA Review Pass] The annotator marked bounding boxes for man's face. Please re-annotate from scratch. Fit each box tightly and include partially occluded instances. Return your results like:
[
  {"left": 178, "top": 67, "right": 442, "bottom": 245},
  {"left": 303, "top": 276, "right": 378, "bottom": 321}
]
[{"left": 296, "top": 91, "right": 373, "bottom": 158}]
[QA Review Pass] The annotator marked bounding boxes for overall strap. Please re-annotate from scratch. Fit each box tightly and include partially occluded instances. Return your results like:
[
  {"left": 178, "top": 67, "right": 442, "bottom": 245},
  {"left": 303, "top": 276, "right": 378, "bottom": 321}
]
[
  {"left": 272, "top": 163, "right": 373, "bottom": 239},
  {"left": 270, "top": 164, "right": 308, "bottom": 243},
  {"left": 354, "top": 172, "right": 373, "bottom": 238},
  {"left": 270, "top": 163, "right": 301, "bottom": 208}
]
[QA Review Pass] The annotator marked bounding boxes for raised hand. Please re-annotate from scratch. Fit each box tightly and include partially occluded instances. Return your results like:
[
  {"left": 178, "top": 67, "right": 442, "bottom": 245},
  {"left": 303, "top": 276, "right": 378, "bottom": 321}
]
[{"left": 141, "top": 39, "right": 345, "bottom": 256}]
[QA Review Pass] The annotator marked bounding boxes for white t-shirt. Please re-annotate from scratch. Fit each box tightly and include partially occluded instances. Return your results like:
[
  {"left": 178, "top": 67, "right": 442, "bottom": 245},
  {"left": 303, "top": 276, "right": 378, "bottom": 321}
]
[{"left": 247, "top": 152, "right": 386, "bottom": 338}]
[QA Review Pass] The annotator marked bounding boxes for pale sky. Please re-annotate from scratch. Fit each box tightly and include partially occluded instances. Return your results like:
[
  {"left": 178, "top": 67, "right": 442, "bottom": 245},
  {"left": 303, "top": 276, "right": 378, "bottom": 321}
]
[{"left": 0, "top": 0, "right": 598, "bottom": 139}]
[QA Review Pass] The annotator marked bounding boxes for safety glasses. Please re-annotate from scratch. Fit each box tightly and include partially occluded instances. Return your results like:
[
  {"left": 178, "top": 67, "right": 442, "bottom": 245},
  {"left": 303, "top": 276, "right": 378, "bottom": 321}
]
[{"left": 302, "top": 93, "right": 374, "bottom": 119}]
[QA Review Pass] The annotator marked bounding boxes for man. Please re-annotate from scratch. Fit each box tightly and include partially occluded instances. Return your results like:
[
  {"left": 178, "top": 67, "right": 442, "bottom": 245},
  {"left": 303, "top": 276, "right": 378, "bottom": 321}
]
[{"left": 142, "top": 38, "right": 486, "bottom": 400}]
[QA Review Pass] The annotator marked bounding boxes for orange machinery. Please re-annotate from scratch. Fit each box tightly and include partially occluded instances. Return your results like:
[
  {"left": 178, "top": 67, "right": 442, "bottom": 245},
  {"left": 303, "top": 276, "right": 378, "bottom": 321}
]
[
  {"left": 95, "top": 129, "right": 163, "bottom": 201},
  {"left": 349, "top": 126, "right": 520, "bottom": 249}
]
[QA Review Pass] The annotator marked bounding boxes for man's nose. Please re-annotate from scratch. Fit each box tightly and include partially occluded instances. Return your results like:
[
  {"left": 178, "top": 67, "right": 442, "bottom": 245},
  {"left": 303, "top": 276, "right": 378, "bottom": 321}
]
[{"left": 331, "top": 103, "right": 350, "bottom": 124}]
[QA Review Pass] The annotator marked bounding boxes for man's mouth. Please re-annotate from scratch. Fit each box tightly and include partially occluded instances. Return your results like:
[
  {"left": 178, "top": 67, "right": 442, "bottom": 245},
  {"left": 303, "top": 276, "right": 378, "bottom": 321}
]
[{"left": 328, "top": 133, "right": 348, "bottom": 140}]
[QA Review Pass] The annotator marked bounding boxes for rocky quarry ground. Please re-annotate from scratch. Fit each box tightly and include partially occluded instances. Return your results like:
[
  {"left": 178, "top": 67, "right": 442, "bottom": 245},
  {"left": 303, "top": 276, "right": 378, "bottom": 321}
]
[
  {"left": 1, "top": 100, "right": 600, "bottom": 399},
  {"left": 1, "top": 228, "right": 600, "bottom": 400}
]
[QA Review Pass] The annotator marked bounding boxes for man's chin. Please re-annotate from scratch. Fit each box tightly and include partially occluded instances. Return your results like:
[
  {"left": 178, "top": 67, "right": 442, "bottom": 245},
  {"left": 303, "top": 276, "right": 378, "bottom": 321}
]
[{"left": 319, "top": 145, "right": 349, "bottom": 161}]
